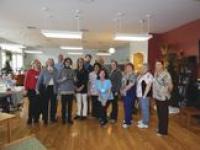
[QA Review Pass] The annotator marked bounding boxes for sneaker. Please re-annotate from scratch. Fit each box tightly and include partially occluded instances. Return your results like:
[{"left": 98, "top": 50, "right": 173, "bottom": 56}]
[
  {"left": 137, "top": 123, "right": 149, "bottom": 129},
  {"left": 156, "top": 133, "right": 163, "bottom": 137},
  {"left": 110, "top": 119, "right": 117, "bottom": 124},
  {"left": 137, "top": 120, "right": 143, "bottom": 125},
  {"left": 122, "top": 124, "right": 130, "bottom": 129},
  {"left": 27, "top": 119, "right": 32, "bottom": 125}
]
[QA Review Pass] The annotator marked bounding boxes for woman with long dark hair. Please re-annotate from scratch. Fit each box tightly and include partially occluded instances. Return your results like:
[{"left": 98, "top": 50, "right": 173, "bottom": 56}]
[
  {"left": 74, "top": 58, "right": 89, "bottom": 120},
  {"left": 88, "top": 63, "right": 101, "bottom": 118}
]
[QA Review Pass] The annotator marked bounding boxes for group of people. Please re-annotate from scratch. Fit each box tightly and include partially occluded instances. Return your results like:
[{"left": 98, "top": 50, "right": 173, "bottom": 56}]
[{"left": 24, "top": 54, "right": 173, "bottom": 136}]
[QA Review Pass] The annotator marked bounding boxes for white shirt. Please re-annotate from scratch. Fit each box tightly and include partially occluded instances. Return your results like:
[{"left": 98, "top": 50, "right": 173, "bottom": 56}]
[
  {"left": 136, "top": 72, "right": 153, "bottom": 98},
  {"left": 89, "top": 71, "right": 98, "bottom": 95},
  {"left": 48, "top": 78, "right": 54, "bottom": 85}
]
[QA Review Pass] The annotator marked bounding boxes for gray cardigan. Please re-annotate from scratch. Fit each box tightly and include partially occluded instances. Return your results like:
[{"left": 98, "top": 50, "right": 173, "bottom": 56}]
[
  {"left": 36, "top": 67, "right": 58, "bottom": 94},
  {"left": 57, "top": 67, "right": 75, "bottom": 95},
  {"left": 110, "top": 68, "right": 122, "bottom": 93}
]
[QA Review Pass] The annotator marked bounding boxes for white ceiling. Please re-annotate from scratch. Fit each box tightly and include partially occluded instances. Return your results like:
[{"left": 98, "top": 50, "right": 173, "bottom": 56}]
[{"left": 0, "top": 0, "right": 200, "bottom": 50}]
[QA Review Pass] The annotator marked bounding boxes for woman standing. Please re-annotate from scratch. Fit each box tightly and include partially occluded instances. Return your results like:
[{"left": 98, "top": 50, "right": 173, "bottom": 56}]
[
  {"left": 121, "top": 63, "right": 137, "bottom": 128},
  {"left": 88, "top": 63, "right": 101, "bottom": 118},
  {"left": 95, "top": 69, "right": 113, "bottom": 126},
  {"left": 136, "top": 64, "right": 153, "bottom": 128},
  {"left": 108, "top": 60, "right": 122, "bottom": 123},
  {"left": 74, "top": 58, "right": 89, "bottom": 120},
  {"left": 153, "top": 60, "right": 173, "bottom": 136},
  {"left": 24, "top": 60, "right": 41, "bottom": 124},
  {"left": 57, "top": 57, "right": 75, "bottom": 124},
  {"left": 36, "top": 58, "right": 58, "bottom": 124}
]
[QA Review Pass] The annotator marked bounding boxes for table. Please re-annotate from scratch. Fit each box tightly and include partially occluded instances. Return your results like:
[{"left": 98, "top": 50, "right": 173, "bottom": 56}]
[
  {"left": 0, "top": 113, "right": 16, "bottom": 143},
  {"left": 2, "top": 135, "right": 47, "bottom": 150}
]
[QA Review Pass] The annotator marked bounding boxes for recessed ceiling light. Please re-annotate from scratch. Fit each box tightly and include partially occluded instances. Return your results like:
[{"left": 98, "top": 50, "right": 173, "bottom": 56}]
[
  {"left": 42, "top": 6, "right": 49, "bottom": 12},
  {"left": 108, "top": 48, "right": 116, "bottom": 54}
]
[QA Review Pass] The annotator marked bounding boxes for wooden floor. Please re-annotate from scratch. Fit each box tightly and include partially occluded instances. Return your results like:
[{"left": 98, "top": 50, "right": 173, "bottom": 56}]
[{"left": 1, "top": 98, "right": 200, "bottom": 150}]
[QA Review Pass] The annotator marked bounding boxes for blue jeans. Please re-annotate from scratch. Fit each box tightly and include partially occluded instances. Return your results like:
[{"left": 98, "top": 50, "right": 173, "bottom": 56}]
[
  {"left": 123, "top": 95, "right": 135, "bottom": 125},
  {"left": 139, "top": 97, "right": 150, "bottom": 125}
]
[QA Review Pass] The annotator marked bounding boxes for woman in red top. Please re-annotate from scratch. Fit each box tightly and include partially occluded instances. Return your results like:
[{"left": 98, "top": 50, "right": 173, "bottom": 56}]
[{"left": 24, "top": 60, "right": 41, "bottom": 124}]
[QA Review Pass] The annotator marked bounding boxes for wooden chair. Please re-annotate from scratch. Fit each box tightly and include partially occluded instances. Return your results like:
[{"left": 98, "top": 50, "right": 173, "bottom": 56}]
[{"left": 180, "top": 106, "right": 200, "bottom": 128}]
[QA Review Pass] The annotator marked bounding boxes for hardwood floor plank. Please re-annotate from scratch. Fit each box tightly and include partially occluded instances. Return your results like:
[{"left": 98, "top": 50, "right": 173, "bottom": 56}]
[{"left": 1, "top": 98, "right": 200, "bottom": 150}]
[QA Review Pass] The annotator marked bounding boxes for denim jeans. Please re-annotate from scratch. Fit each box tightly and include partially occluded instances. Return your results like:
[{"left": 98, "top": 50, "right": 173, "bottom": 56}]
[{"left": 139, "top": 97, "right": 150, "bottom": 125}]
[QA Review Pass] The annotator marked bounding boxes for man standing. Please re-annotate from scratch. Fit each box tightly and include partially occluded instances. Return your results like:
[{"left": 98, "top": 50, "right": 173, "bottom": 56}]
[
  {"left": 84, "top": 54, "right": 93, "bottom": 73},
  {"left": 55, "top": 54, "right": 64, "bottom": 74}
]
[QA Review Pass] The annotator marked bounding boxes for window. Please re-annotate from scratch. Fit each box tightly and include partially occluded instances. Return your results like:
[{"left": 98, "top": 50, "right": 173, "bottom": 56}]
[
  {"left": 1, "top": 51, "right": 23, "bottom": 73},
  {"left": 11, "top": 53, "right": 23, "bottom": 72}
]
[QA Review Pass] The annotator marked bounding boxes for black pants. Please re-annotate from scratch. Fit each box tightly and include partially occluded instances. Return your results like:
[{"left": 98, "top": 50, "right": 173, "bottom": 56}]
[
  {"left": 106, "top": 93, "right": 119, "bottom": 120},
  {"left": 156, "top": 100, "right": 169, "bottom": 135},
  {"left": 97, "top": 101, "right": 107, "bottom": 123},
  {"left": 61, "top": 94, "right": 73, "bottom": 122},
  {"left": 43, "top": 86, "right": 57, "bottom": 123},
  {"left": 27, "top": 90, "right": 40, "bottom": 122},
  {"left": 91, "top": 96, "right": 99, "bottom": 118}
]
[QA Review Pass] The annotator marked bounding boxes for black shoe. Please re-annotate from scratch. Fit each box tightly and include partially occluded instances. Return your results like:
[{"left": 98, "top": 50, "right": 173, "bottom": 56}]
[
  {"left": 100, "top": 120, "right": 107, "bottom": 127},
  {"left": 81, "top": 116, "right": 87, "bottom": 120},
  {"left": 27, "top": 119, "right": 32, "bottom": 125},
  {"left": 34, "top": 119, "right": 39, "bottom": 124},
  {"left": 44, "top": 120, "right": 48, "bottom": 125},
  {"left": 51, "top": 119, "right": 57, "bottom": 123},
  {"left": 74, "top": 115, "right": 81, "bottom": 120},
  {"left": 62, "top": 120, "right": 66, "bottom": 124},
  {"left": 68, "top": 120, "right": 74, "bottom": 124}
]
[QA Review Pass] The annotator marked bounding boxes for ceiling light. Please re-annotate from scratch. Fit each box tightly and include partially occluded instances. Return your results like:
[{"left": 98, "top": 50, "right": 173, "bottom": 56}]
[
  {"left": 41, "top": 30, "right": 82, "bottom": 39},
  {"left": 108, "top": 47, "right": 116, "bottom": 54},
  {"left": 67, "top": 52, "right": 83, "bottom": 55},
  {"left": 114, "top": 33, "right": 152, "bottom": 42},
  {"left": 24, "top": 50, "right": 43, "bottom": 54},
  {"left": 60, "top": 46, "right": 83, "bottom": 50},
  {"left": 96, "top": 52, "right": 111, "bottom": 56}
]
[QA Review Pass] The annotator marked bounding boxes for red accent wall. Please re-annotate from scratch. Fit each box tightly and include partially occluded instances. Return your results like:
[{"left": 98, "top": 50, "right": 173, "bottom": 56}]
[{"left": 148, "top": 19, "right": 200, "bottom": 76}]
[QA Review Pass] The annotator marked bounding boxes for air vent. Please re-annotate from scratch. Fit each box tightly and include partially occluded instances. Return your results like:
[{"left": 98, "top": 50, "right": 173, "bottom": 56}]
[
  {"left": 27, "top": 26, "right": 37, "bottom": 30},
  {"left": 80, "top": 28, "right": 89, "bottom": 32},
  {"left": 78, "top": 0, "right": 95, "bottom": 4}
]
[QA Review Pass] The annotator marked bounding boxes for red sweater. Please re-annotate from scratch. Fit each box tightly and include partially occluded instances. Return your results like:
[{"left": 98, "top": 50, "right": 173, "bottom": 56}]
[{"left": 24, "top": 69, "right": 40, "bottom": 90}]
